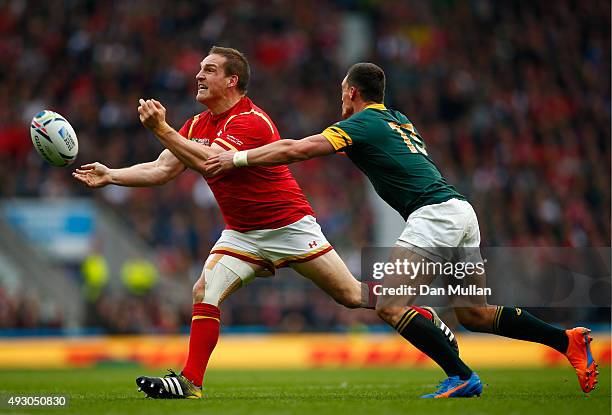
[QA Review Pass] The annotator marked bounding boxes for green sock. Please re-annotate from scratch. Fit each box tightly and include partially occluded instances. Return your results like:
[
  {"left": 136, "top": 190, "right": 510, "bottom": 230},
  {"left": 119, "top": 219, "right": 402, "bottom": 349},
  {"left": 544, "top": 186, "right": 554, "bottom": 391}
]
[
  {"left": 395, "top": 309, "right": 472, "bottom": 380},
  {"left": 493, "top": 306, "right": 569, "bottom": 353}
]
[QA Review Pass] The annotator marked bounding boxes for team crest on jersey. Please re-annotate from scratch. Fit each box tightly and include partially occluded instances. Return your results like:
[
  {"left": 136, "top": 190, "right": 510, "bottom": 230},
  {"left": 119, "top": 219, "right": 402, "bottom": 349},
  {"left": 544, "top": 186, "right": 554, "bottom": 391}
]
[{"left": 189, "top": 137, "right": 210, "bottom": 146}]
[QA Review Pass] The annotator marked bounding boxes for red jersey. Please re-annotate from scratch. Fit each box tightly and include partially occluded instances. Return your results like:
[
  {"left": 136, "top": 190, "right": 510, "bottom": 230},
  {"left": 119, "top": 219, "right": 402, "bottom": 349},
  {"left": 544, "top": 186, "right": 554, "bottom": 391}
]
[{"left": 177, "top": 96, "right": 314, "bottom": 232}]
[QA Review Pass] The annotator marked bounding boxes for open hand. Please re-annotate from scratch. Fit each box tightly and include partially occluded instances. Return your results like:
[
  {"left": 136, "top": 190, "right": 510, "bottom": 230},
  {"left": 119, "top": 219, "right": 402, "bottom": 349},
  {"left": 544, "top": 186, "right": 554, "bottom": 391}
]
[{"left": 72, "top": 162, "right": 112, "bottom": 188}]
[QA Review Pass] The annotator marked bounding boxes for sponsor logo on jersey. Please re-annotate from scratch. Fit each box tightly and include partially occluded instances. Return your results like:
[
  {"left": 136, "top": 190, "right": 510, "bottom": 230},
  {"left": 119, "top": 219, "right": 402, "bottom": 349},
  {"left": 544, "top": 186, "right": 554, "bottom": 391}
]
[
  {"left": 189, "top": 137, "right": 210, "bottom": 146},
  {"left": 225, "top": 134, "right": 243, "bottom": 146}
]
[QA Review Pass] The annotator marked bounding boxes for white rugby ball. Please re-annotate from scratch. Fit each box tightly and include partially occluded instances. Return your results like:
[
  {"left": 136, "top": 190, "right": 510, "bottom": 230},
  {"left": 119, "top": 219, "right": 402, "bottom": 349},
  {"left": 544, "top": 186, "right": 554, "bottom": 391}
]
[{"left": 30, "top": 110, "right": 78, "bottom": 167}]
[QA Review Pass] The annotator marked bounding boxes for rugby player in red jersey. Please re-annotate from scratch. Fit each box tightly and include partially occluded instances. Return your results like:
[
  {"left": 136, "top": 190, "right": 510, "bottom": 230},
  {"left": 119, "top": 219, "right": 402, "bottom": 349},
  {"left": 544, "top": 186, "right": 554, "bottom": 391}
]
[{"left": 73, "top": 47, "right": 475, "bottom": 399}]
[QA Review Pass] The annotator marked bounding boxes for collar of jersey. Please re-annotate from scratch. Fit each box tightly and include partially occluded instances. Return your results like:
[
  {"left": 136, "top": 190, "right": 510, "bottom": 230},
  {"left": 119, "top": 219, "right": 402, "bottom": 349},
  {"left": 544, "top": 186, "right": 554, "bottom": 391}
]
[
  {"left": 364, "top": 103, "right": 386, "bottom": 111},
  {"left": 210, "top": 96, "right": 249, "bottom": 121}
]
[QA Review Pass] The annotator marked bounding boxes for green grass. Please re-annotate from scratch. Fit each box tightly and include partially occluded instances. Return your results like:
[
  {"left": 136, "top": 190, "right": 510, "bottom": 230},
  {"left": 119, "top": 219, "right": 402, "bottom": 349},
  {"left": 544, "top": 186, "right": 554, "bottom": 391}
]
[{"left": 0, "top": 367, "right": 609, "bottom": 415}]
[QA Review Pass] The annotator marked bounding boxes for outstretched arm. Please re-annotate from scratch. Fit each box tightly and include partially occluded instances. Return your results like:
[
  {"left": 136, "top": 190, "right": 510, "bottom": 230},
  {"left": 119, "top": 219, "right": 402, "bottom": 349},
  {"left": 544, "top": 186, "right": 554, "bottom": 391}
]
[
  {"left": 203, "top": 134, "right": 335, "bottom": 175},
  {"left": 138, "top": 99, "right": 222, "bottom": 173},
  {"left": 73, "top": 149, "right": 186, "bottom": 188}
]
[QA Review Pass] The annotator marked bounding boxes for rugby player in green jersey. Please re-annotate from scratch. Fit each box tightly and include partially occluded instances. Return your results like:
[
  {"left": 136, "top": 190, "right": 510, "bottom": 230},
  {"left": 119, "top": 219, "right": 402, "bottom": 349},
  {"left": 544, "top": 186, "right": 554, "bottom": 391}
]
[{"left": 204, "top": 63, "right": 598, "bottom": 397}]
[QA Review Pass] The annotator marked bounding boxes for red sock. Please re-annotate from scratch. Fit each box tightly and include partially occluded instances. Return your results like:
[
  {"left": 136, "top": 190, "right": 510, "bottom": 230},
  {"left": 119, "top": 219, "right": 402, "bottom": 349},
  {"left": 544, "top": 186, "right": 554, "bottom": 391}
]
[
  {"left": 181, "top": 303, "right": 220, "bottom": 387},
  {"left": 410, "top": 306, "right": 433, "bottom": 321}
]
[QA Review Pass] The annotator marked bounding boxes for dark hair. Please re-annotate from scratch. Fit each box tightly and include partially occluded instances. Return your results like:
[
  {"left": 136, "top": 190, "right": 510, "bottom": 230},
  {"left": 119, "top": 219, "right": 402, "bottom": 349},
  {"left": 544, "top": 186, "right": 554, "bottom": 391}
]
[
  {"left": 209, "top": 46, "right": 250, "bottom": 93},
  {"left": 346, "top": 63, "right": 385, "bottom": 103}
]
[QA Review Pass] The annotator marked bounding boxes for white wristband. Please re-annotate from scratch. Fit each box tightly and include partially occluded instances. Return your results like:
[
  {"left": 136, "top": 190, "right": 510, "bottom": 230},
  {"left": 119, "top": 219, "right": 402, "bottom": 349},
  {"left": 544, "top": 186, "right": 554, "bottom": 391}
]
[{"left": 233, "top": 150, "right": 249, "bottom": 167}]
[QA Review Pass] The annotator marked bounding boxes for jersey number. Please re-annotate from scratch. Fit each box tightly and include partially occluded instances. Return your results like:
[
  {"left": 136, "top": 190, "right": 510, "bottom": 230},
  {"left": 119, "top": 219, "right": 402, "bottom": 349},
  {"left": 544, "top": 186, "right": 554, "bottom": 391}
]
[{"left": 388, "top": 122, "right": 428, "bottom": 156}]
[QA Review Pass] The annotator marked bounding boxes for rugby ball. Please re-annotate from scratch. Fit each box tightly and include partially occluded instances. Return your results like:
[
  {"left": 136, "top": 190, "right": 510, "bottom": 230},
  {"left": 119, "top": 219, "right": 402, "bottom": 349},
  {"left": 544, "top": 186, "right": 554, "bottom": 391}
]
[{"left": 30, "top": 110, "right": 78, "bottom": 167}]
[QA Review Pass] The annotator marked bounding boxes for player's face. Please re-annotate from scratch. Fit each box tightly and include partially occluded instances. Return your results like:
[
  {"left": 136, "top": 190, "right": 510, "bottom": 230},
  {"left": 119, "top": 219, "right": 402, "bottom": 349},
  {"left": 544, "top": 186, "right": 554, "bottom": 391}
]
[
  {"left": 341, "top": 77, "right": 354, "bottom": 119},
  {"left": 196, "top": 54, "right": 232, "bottom": 104}
]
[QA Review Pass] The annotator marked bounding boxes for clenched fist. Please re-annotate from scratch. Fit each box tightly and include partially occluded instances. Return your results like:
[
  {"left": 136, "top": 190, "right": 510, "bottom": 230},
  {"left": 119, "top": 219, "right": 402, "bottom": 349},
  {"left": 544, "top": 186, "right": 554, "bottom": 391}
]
[{"left": 138, "top": 99, "right": 171, "bottom": 135}]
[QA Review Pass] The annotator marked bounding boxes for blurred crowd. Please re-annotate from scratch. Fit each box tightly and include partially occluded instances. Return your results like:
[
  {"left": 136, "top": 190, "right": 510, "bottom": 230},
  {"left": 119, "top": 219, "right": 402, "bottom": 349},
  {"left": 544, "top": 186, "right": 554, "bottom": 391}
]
[
  {"left": 0, "top": 0, "right": 609, "bottom": 332},
  {"left": 82, "top": 274, "right": 379, "bottom": 334},
  {"left": 0, "top": 284, "right": 63, "bottom": 329}
]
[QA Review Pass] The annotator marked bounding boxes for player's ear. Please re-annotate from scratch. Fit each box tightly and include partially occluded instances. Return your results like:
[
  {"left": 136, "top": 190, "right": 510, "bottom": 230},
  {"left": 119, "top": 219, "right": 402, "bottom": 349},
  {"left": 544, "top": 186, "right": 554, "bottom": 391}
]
[
  {"left": 227, "top": 75, "right": 239, "bottom": 89},
  {"left": 349, "top": 86, "right": 358, "bottom": 101}
]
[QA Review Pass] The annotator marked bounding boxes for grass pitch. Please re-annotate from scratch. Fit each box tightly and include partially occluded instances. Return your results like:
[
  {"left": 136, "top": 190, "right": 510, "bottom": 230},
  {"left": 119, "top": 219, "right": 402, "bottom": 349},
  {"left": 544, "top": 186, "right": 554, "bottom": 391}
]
[{"left": 0, "top": 366, "right": 609, "bottom": 415}]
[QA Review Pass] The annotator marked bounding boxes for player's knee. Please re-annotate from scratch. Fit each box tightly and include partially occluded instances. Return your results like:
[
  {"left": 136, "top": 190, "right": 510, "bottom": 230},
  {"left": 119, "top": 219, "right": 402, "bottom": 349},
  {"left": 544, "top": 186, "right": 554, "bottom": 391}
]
[
  {"left": 192, "top": 279, "right": 206, "bottom": 304},
  {"left": 455, "top": 307, "right": 490, "bottom": 332},
  {"left": 199, "top": 255, "right": 256, "bottom": 306}
]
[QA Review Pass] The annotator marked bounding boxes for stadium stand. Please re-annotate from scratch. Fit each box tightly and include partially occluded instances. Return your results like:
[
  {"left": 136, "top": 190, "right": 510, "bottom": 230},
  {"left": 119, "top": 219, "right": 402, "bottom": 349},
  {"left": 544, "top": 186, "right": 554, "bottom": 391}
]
[{"left": 0, "top": 0, "right": 609, "bottom": 333}]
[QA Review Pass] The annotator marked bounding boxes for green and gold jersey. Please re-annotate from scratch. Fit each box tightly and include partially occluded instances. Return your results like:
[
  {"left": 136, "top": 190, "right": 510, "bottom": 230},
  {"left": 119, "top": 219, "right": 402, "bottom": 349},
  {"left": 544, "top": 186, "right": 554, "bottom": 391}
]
[{"left": 321, "top": 103, "right": 464, "bottom": 220}]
